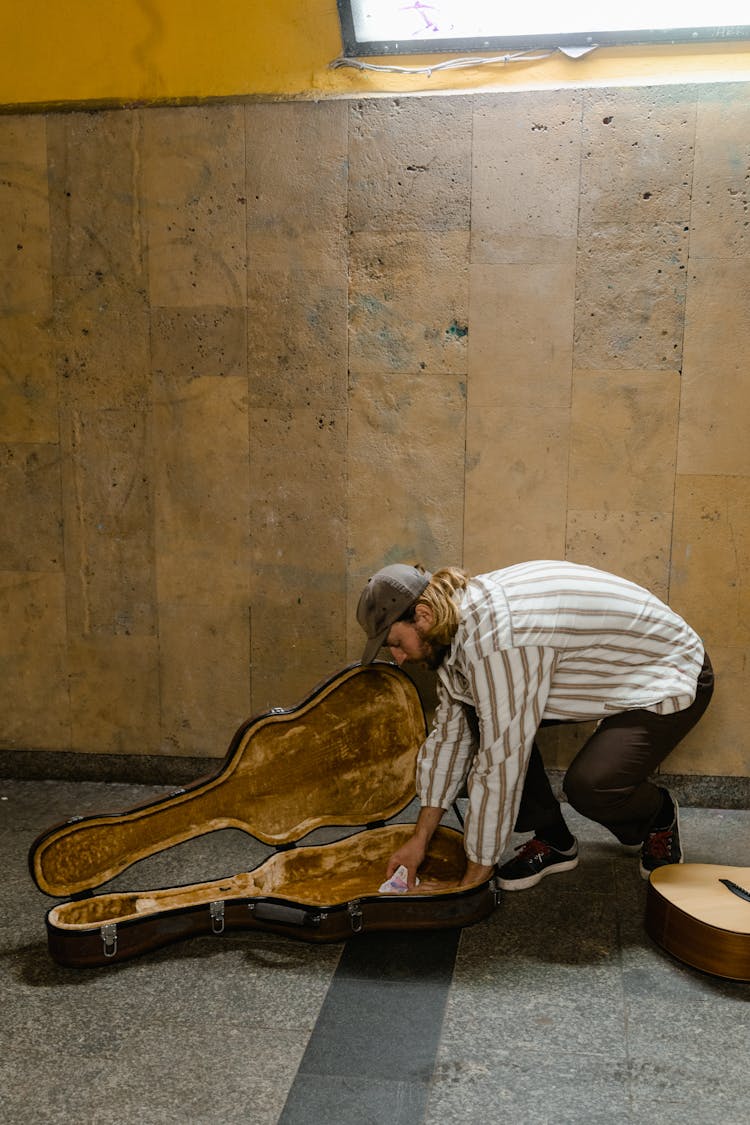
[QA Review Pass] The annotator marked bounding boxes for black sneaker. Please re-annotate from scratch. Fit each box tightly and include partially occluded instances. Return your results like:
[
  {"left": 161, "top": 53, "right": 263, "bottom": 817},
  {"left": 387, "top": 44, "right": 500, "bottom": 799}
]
[
  {"left": 496, "top": 836, "right": 579, "bottom": 891},
  {"left": 639, "top": 792, "right": 682, "bottom": 880}
]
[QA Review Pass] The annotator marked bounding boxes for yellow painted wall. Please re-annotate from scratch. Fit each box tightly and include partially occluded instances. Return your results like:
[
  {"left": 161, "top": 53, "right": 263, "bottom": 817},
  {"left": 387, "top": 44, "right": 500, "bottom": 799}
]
[{"left": 2, "top": 0, "right": 750, "bottom": 108}]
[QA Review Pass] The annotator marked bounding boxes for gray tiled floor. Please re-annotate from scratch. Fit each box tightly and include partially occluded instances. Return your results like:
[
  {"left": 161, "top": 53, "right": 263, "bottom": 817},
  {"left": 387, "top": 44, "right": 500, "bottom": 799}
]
[
  {"left": 427, "top": 807, "right": 750, "bottom": 1125},
  {"left": 2, "top": 779, "right": 749, "bottom": 1124}
]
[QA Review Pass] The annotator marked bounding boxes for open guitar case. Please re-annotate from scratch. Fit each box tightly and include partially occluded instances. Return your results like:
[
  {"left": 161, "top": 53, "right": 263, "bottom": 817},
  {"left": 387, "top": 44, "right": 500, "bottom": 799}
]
[{"left": 29, "top": 662, "right": 498, "bottom": 967}]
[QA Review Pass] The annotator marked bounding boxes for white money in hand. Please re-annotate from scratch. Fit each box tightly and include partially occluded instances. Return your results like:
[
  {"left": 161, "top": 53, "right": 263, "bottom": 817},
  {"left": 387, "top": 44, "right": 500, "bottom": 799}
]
[{"left": 378, "top": 864, "right": 419, "bottom": 894}]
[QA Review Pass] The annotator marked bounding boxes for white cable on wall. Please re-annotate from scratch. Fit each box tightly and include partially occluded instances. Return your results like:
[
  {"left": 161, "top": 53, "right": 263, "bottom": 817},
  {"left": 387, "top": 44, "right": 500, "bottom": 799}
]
[{"left": 329, "top": 45, "right": 597, "bottom": 75}]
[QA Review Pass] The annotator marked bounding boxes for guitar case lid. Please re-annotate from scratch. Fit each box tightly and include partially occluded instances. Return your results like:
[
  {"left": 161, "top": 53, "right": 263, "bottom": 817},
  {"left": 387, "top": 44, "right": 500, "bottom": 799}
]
[{"left": 29, "top": 662, "right": 427, "bottom": 899}]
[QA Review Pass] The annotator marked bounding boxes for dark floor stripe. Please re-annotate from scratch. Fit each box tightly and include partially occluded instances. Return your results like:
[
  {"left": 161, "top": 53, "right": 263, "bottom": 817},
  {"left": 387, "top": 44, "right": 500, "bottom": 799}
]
[{"left": 278, "top": 929, "right": 460, "bottom": 1125}]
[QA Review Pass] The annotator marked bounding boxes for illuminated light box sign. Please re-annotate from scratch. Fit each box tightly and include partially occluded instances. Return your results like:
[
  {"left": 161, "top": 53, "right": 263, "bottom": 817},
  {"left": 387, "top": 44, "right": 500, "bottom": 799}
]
[{"left": 336, "top": 0, "right": 750, "bottom": 54}]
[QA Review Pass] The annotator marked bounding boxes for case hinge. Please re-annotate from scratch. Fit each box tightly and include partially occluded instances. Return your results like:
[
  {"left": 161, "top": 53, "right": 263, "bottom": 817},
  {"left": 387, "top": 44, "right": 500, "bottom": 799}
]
[
  {"left": 347, "top": 899, "right": 363, "bottom": 933},
  {"left": 100, "top": 922, "right": 118, "bottom": 958},
  {"left": 209, "top": 900, "right": 226, "bottom": 934}
]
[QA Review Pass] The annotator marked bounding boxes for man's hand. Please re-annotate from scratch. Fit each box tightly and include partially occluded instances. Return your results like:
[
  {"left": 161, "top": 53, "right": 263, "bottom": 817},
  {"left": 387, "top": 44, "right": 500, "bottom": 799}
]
[
  {"left": 385, "top": 805, "right": 445, "bottom": 890},
  {"left": 385, "top": 836, "right": 426, "bottom": 890}
]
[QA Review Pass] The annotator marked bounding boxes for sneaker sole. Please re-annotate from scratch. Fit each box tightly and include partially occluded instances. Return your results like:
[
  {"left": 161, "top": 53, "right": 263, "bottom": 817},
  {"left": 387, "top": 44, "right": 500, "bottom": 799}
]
[
  {"left": 639, "top": 797, "right": 683, "bottom": 881},
  {"left": 496, "top": 855, "right": 579, "bottom": 892}
]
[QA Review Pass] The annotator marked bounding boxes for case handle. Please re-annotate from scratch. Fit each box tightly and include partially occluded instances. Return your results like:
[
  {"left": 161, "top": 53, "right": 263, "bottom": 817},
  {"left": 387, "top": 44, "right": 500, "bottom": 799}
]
[{"left": 249, "top": 902, "right": 322, "bottom": 928}]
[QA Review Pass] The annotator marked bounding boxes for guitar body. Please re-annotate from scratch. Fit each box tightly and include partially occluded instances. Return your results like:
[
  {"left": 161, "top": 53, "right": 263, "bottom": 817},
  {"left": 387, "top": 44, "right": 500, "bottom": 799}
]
[{"left": 645, "top": 864, "right": 750, "bottom": 981}]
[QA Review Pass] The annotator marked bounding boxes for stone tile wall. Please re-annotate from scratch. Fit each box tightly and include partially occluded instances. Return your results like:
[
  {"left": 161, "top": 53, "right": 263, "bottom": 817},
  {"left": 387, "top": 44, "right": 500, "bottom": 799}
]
[{"left": 0, "top": 83, "right": 748, "bottom": 779}]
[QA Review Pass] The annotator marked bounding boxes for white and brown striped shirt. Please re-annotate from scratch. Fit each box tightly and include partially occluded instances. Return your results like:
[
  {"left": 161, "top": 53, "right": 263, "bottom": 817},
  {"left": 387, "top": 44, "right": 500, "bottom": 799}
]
[{"left": 417, "top": 560, "right": 705, "bottom": 866}]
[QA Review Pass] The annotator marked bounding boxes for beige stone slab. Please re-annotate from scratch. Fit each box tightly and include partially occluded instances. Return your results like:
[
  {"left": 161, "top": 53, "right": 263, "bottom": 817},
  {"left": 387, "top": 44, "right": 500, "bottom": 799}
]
[
  {"left": 568, "top": 369, "right": 680, "bottom": 511},
  {"left": 463, "top": 405, "right": 569, "bottom": 574},
  {"left": 468, "top": 262, "right": 574, "bottom": 410},
  {"left": 0, "top": 443, "right": 63, "bottom": 572},
  {"left": 153, "top": 374, "right": 250, "bottom": 605},
  {"left": 61, "top": 407, "right": 156, "bottom": 637},
  {"left": 574, "top": 222, "right": 688, "bottom": 371},
  {"left": 142, "top": 105, "right": 246, "bottom": 308},
  {"left": 246, "top": 99, "right": 346, "bottom": 267},
  {"left": 690, "top": 84, "right": 750, "bottom": 260},
  {"left": 247, "top": 403, "right": 347, "bottom": 709},
  {"left": 471, "top": 233, "right": 578, "bottom": 270},
  {"left": 248, "top": 354, "right": 347, "bottom": 417},
  {"left": 158, "top": 601, "right": 251, "bottom": 756},
  {"left": 348, "top": 96, "right": 471, "bottom": 233},
  {"left": 0, "top": 571, "right": 70, "bottom": 751},
  {"left": 248, "top": 229, "right": 348, "bottom": 273},
  {"left": 47, "top": 110, "right": 146, "bottom": 294},
  {"left": 248, "top": 406, "right": 347, "bottom": 590},
  {"left": 346, "top": 365, "right": 466, "bottom": 659},
  {"left": 68, "top": 634, "right": 160, "bottom": 754},
  {"left": 565, "top": 511, "right": 672, "bottom": 602},
  {"left": 692, "top": 83, "right": 750, "bottom": 167},
  {"left": 471, "top": 90, "right": 582, "bottom": 265},
  {"left": 677, "top": 257, "right": 750, "bottom": 476},
  {"left": 250, "top": 601, "right": 347, "bottom": 716},
  {"left": 669, "top": 474, "right": 750, "bottom": 650},
  {"left": 579, "top": 86, "right": 696, "bottom": 226},
  {"left": 247, "top": 271, "right": 347, "bottom": 410},
  {"left": 348, "top": 371, "right": 466, "bottom": 584},
  {"left": 55, "top": 283, "right": 151, "bottom": 411},
  {"left": 665, "top": 646, "right": 749, "bottom": 777},
  {"left": 0, "top": 314, "right": 57, "bottom": 444},
  {"left": 349, "top": 231, "right": 469, "bottom": 375},
  {"left": 246, "top": 101, "right": 348, "bottom": 269},
  {"left": 0, "top": 115, "right": 52, "bottom": 315},
  {"left": 151, "top": 306, "right": 247, "bottom": 381}
]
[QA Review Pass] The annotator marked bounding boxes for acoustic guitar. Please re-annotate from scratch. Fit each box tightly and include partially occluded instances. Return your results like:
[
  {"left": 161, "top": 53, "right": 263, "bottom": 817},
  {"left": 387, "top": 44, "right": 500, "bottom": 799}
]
[{"left": 645, "top": 863, "right": 750, "bottom": 981}]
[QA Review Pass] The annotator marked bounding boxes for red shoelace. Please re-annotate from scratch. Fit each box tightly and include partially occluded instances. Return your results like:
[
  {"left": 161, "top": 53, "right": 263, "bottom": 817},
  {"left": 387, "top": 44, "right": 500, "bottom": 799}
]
[
  {"left": 515, "top": 837, "right": 553, "bottom": 859},
  {"left": 644, "top": 826, "right": 674, "bottom": 859}
]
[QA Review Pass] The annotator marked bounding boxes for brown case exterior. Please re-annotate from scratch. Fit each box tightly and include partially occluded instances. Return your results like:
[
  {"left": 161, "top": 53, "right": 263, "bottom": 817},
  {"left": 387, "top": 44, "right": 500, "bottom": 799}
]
[{"left": 29, "top": 663, "right": 498, "bottom": 967}]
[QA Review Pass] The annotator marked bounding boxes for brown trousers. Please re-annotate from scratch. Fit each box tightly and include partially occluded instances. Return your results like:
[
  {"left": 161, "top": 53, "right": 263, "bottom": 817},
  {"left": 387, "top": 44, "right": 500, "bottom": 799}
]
[{"left": 515, "top": 653, "right": 715, "bottom": 845}]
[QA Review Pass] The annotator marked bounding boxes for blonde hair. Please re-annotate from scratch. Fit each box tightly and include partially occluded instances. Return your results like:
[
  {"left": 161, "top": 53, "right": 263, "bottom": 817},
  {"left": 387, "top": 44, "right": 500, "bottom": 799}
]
[{"left": 415, "top": 567, "right": 469, "bottom": 646}]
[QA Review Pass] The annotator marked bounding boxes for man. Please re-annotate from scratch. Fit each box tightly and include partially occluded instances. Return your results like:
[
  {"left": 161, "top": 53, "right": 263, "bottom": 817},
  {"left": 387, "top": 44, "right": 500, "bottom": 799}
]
[{"left": 356, "top": 560, "right": 713, "bottom": 891}]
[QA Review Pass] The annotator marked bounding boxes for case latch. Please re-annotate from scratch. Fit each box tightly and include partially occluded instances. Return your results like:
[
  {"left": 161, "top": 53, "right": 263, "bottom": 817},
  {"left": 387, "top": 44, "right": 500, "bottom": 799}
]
[
  {"left": 491, "top": 877, "right": 502, "bottom": 906},
  {"left": 100, "top": 922, "right": 118, "bottom": 958},
  {"left": 209, "top": 900, "right": 226, "bottom": 934},
  {"left": 347, "top": 899, "right": 363, "bottom": 933}
]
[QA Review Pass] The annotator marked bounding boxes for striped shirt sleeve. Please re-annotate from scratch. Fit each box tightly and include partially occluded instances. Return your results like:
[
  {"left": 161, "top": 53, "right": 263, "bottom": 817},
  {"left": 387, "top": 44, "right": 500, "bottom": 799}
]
[
  {"left": 461, "top": 646, "right": 556, "bottom": 866},
  {"left": 416, "top": 687, "right": 477, "bottom": 811}
]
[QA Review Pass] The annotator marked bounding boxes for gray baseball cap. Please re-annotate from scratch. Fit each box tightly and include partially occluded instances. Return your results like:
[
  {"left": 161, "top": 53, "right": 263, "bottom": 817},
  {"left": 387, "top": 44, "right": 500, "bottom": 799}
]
[{"left": 357, "top": 564, "right": 432, "bottom": 664}]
